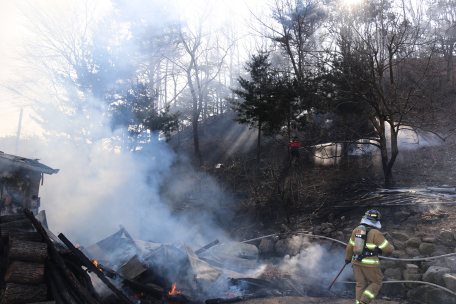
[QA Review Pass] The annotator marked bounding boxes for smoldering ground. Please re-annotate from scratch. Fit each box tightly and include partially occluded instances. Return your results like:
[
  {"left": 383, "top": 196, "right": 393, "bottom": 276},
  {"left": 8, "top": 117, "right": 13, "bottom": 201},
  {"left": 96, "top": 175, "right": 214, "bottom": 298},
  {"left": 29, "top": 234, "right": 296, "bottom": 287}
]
[{"left": 253, "top": 235, "right": 355, "bottom": 296}]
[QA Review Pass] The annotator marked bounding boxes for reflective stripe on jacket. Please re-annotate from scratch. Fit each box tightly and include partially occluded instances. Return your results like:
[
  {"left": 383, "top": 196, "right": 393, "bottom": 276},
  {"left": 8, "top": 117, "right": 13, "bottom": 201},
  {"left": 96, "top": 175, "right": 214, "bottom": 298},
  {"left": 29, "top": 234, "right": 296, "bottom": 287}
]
[{"left": 345, "top": 226, "right": 395, "bottom": 267}]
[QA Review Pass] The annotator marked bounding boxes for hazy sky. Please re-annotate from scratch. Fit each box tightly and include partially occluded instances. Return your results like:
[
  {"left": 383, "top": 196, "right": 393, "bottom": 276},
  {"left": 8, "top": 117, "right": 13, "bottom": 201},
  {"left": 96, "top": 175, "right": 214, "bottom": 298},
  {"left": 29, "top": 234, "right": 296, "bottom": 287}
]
[
  {"left": 0, "top": 0, "right": 262, "bottom": 141},
  {"left": 0, "top": 0, "right": 24, "bottom": 138}
]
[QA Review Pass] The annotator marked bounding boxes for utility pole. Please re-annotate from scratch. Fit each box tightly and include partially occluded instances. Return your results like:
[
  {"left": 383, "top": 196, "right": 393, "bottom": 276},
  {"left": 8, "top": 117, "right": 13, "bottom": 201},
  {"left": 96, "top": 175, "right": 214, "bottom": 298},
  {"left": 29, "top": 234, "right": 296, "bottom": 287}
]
[{"left": 14, "top": 108, "right": 23, "bottom": 155}]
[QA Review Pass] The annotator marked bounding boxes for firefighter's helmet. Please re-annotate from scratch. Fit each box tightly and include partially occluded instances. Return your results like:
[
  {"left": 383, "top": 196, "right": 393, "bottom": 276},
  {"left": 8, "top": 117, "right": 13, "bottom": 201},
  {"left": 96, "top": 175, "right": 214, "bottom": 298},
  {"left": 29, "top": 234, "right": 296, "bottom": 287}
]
[{"left": 364, "top": 209, "right": 381, "bottom": 222}]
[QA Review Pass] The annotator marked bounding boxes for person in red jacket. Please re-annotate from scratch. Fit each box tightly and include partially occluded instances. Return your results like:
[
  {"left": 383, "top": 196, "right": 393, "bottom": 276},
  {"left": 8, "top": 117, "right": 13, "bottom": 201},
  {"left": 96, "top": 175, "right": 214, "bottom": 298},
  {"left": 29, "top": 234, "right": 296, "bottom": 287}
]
[{"left": 287, "top": 136, "right": 301, "bottom": 164}]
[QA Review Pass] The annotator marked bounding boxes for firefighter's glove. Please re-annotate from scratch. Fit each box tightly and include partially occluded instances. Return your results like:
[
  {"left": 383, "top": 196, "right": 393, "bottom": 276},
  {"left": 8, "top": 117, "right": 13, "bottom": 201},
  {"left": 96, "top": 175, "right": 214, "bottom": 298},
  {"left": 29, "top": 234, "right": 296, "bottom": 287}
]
[
  {"left": 393, "top": 244, "right": 399, "bottom": 250},
  {"left": 345, "top": 259, "right": 351, "bottom": 264},
  {"left": 376, "top": 247, "right": 383, "bottom": 255}
]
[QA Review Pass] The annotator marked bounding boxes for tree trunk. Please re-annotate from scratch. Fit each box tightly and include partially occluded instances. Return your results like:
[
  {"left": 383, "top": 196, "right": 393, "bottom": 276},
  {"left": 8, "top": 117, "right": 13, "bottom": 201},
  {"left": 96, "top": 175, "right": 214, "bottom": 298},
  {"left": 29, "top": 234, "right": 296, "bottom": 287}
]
[
  {"left": 4, "top": 260, "right": 44, "bottom": 284},
  {"left": 257, "top": 123, "right": 262, "bottom": 163},
  {"left": 187, "top": 69, "right": 202, "bottom": 164},
  {"left": 1, "top": 283, "right": 47, "bottom": 304},
  {"left": 8, "top": 240, "right": 47, "bottom": 263},
  {"left": 377, "top": 118, "right": 395, "bottom": 189}
]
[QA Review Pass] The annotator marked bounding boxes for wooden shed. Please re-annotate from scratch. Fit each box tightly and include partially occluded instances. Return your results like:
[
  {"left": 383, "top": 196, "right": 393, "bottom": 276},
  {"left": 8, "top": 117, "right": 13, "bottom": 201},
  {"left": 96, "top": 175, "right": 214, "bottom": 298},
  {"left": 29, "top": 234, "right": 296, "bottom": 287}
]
[{"left": 0, "top": 152, "right": 58, "bottom": 216}]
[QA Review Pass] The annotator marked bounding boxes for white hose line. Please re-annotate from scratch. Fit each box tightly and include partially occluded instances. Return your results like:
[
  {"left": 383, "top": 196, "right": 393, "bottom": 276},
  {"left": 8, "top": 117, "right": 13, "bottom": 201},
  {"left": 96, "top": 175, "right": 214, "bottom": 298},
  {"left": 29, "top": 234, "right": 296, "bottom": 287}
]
[
  {"left": 304, "top": 273, "right": 456, "bottom": 297},
  {"left": 243, "top": 232, "right": 456, "bottom": 261}
]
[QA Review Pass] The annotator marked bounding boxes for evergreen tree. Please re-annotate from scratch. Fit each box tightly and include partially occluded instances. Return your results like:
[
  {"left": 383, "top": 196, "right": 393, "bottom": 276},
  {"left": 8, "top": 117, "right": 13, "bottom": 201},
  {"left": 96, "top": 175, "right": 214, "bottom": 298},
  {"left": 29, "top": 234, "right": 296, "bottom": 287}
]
[{"left": 231, "top": 53, "right": 283, "bottom": 161}]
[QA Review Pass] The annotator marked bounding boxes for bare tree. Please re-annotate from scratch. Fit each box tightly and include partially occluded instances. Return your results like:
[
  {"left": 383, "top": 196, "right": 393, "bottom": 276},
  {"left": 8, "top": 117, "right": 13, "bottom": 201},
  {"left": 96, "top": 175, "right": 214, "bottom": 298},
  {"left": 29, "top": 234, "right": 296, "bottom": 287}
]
[
  {"left": 175, "top": 6, "right": 232, "bottom": 164},
  {"left": 329, "top": 0, "right": 442, "bottom": 188},
  {"left": 428, "top": 0, "right": 456, "bottom": 87}
]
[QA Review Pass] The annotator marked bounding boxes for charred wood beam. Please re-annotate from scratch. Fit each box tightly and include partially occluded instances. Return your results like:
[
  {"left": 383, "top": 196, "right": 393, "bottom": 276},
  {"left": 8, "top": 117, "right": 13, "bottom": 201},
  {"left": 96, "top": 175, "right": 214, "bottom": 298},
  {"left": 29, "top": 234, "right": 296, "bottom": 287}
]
[
  {"left": 23, "top": 209, "right": 99, "bottom": 304},
  {"left": 48, "top": 272, "right": 65, "bottom": 304},
  {"left": 46, "top": 259, "right": 79, "bottom": 304},
  {"left": 194, "top": 239, "right": 219, "bottom": 256},
  {"left": 98, "top": 263, "right": 164, "bottom": 299},
  {"left": 63, "top": 259, "right": 96, "bottom": 297},
  {"left": 0, "top": 214, "right": 27, "bottom": 223},
  {"left": 0, "top": 219, "right": 34, "bottom": 230},
  {"left": 4, "top": 260, "right": 44, "bottom": 284},
  {"left": 8, "top": 240, "right": 47, "bottom": 263},
  {"left": 8, "top": 231, "right": 42, "bottom": 244},
  {"left": 57, "top": 232, "right": 135, "bottom": 304},
  {"left": 1, "top": 228, "right": 24, "bottom": 241},
  {"left": 0, "top": 283, "right": 47, "bottom": 304}
]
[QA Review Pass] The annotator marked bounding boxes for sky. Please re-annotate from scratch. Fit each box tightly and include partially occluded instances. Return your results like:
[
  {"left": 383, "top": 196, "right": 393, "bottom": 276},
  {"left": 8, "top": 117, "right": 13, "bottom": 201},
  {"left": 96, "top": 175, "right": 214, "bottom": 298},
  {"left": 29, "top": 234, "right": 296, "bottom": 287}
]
[{"left": 0, "top": 0, "right": 263, "bottom": 141}]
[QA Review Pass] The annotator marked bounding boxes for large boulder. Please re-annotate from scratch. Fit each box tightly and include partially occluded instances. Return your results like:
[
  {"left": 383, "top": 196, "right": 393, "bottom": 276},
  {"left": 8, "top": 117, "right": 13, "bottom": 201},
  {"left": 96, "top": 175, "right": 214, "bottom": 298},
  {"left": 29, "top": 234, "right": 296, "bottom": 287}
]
[
  {"left": 394, "top": 241, "right": 405, "bottom": 250},
  {"left": 380, "top": 259, "right": 398, "bottom": 270},
  {"left": 390, "top": 251, "right": 410, "bottom": 269},
  {"left": 275, "top": 240, "right": 288, "bottom": 256},
  {"left": 406, "top": 237, "right": 422, "bottom": 248},
  {"left": 381, "top": 277, "right": 405, "bottom": 295},
  {"left": 331, "top": 231, "right": 345, "bottom": 241},
  {"left": 422, "top": 266, "right": 451, "bottom": 286},
  {"left": 384, "top": 268, "right": 402, "bottom": 280},
  {"left": 403, "top": 264, "right": 422, "bottom": 288},
  {"left": 408, "top": 285, "right": 456, "bottom": 304},
  {"left": 440, "top": 230, "right": 454, "bottom": 240},
  {"left": 445, "top": 257, "right": 456, "bottom": 271},
  {"left": 258, "top": 239, "right": 275, "bottom": 254},
  {"left": 391, "top": 232, "right": 409, "bottom": 241},
  {"left": 321, "top": 222, "right": 335, "bottom": 234},
  {"left": 419, "top": 243, "right": 436, "bottom": 256},
  {"left": 405, "top": 247, "right": 420, "bottom": 257},
  {"left": 443, "top": 273, "right": 456, "bottom": 292},
  {"left": 423, "top": 237, "right": 437, "bottom": 243}
]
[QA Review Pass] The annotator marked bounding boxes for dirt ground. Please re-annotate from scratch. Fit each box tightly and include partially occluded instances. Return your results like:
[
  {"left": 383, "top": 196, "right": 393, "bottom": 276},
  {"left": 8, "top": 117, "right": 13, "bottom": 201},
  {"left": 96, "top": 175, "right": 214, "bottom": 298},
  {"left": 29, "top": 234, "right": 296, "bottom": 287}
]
[{"left": 241, "top": 297, "right": 401, "bottom": 304}]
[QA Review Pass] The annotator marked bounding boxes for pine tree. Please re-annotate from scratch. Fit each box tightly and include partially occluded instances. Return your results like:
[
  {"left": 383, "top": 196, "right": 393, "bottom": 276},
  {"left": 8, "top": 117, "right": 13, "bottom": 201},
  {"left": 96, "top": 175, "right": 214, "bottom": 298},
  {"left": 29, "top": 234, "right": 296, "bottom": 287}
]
[{"left": 231, "top": 52, "right": 281, "bottom": 161}]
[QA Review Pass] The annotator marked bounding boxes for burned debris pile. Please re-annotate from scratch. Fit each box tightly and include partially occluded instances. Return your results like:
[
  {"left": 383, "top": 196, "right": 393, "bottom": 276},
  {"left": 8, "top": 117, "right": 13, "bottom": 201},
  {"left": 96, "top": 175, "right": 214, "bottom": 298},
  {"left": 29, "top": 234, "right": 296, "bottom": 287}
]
[{"left": 0, "top": 209, "right": 287, "bottom": 304}]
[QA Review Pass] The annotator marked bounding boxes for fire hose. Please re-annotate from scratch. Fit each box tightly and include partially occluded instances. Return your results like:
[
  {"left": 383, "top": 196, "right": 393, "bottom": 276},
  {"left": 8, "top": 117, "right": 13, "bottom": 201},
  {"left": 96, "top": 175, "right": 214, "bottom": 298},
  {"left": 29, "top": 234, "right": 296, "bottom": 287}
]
[
  {"left": 242, "top": 232, "right": 456, "bottom": 296},
  {"left": 242, "top": 232, "right": 456, "bottom": 262}
]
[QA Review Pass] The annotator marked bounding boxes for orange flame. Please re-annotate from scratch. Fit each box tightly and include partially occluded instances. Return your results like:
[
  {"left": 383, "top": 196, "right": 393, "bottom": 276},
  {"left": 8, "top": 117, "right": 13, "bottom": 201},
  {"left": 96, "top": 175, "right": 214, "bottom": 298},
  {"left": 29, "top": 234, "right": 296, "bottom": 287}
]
[
  {"left": 130, "top": 292, "right": 146, "bottom": 299},
  {"left": 168, "top": 283, "right": 181, "bottom": 295},
  {"left": 76, "top": 244, "right": 80, "bottom": 249},
  {"left": 89, "top": 259, "right": 102, "bottom": 272}
]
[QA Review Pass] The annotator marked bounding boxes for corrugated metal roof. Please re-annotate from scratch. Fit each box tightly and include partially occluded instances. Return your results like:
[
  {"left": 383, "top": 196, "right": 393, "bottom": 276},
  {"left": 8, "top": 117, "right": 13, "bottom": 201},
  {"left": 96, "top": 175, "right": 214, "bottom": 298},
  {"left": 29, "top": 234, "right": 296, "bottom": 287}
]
[{"left": 0, "top": 152, "right": 59, "bottom": 175}]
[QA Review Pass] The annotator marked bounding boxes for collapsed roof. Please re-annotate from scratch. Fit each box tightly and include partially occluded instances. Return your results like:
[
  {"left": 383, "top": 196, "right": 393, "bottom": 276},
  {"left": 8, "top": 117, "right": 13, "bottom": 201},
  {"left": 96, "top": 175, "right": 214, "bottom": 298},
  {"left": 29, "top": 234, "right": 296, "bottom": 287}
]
[{"left": 0, "top": 152, "right": 59, "bottom": 175}]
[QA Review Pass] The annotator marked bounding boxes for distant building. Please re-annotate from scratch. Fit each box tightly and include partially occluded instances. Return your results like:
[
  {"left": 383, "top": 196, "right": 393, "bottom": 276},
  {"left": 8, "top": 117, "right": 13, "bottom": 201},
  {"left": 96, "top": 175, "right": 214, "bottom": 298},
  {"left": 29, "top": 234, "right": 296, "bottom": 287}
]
[{"left": 0, "top": 152, "right": 59, "bottom": 215}]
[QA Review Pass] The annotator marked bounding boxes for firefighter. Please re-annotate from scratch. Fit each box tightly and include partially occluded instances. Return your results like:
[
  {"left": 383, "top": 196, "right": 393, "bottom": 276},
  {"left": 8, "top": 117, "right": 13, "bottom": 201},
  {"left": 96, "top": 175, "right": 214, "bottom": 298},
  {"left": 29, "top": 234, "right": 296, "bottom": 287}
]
[
  {"left": 345, "top": 210, "right": 396, "bottom": 304},
  {"left": 287, "top": 136, "right": 301, "bottom": 164}
]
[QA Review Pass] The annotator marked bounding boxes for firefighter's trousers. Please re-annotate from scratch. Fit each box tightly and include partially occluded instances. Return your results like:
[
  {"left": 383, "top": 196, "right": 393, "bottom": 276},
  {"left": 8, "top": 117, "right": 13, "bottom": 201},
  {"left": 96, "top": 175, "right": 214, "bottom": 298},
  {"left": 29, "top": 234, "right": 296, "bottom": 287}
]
[{"left": 353, "top": 264, "right": 383, "bottom": 303}]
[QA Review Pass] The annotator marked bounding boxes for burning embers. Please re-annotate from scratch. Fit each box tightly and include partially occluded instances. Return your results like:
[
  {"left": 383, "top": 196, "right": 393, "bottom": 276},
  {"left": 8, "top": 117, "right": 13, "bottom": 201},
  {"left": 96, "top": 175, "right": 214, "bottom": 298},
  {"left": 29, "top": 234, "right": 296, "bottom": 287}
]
[
  {"left": 89, "top": 258, "right": 103, "bottom": 272},
  {"left": 165, "top": 283, "right": 192, "bottom": 304},
  {"left": 225, "top": 292, "right": 238, "bottom": 298},
  {"left": 169, "top": 283, "right": 181, "bottom": 295},
  {"left": 130, "top": 292, "right": 146, "bottom": 299}
]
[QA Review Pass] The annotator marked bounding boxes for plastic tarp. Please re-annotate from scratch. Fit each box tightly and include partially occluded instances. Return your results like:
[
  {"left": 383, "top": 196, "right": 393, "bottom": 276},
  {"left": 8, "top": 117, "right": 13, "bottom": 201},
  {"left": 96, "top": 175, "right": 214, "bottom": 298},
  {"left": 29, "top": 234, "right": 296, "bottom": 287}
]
[
  {"left": 199, "top": 242, "right": 259, "bottom": 273},
  {"left": 185, "top": 244, "right": 222, "bottom": 291}
]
